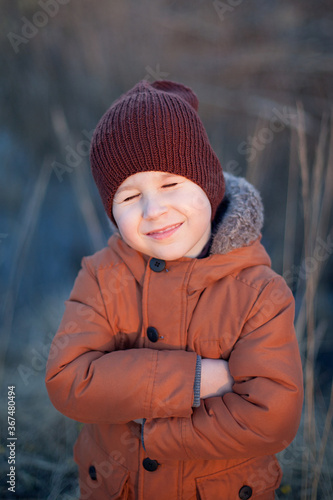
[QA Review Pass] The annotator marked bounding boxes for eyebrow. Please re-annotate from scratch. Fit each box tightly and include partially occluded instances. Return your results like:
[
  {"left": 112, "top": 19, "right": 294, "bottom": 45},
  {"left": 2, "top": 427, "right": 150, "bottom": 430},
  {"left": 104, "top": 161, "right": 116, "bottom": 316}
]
[{"left": 115, "top": 173, "right": 179, "bottom": 194}]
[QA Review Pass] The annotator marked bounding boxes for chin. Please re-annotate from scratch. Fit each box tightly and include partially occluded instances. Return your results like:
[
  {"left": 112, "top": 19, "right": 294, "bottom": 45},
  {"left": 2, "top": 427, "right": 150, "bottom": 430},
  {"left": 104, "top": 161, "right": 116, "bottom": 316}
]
[{"left": 151, "top": 248, "right": 187, "bottom": 261}]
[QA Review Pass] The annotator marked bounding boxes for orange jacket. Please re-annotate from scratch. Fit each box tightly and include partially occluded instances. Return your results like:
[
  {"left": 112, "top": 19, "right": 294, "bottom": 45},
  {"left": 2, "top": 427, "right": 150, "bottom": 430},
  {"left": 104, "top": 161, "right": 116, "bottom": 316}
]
[{"left": 45, "top": 174, "right": 303, "bottom": 500}]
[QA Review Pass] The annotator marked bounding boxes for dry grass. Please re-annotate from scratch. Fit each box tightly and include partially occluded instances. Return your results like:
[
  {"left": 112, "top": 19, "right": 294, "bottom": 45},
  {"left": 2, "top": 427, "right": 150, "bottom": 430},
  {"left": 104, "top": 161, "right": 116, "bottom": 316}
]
[
  {"left": 1, "top": 2, "right": 332, "bottom": 498},
  {"left": 276, "top": 109, "right": 333, "bottom": 500},
  {"left": 297, "top": 107, "right": 333, "bottom": 500}
]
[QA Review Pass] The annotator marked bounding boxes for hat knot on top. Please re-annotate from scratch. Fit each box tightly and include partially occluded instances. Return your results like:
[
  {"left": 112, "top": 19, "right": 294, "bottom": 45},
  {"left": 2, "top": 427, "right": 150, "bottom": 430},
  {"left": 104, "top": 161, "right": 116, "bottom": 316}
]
[{"left": 90, "top": 79, "right": 225, "bottom": 224}]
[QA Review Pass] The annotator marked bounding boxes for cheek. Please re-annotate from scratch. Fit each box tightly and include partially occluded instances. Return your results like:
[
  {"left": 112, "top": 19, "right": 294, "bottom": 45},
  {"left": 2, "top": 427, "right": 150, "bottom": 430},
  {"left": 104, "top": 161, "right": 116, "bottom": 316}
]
[
  {"left": 120, "top": 217, "right": 136, "bottom": 239},
  {"left": 196, "top": 205, "right": 212, "bottom": 230},
  {"left": 112, "top": 204, "right": 120, "bottom": 226},
  {"left": 187, "top": 190, "right": 211, "bottom": 215},
  {"left": 188, "top": 192, "right": 212, "bottom": 229},
  {"left": 113, "top": 207, "right": 134, "bottom": 237}
]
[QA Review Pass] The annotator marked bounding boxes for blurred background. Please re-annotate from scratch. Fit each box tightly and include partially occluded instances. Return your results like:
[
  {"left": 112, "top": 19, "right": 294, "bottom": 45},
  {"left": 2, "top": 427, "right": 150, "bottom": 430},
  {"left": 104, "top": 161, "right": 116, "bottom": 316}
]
[{"left": 1, "top": 0, "right": 333, "bottom": 498}]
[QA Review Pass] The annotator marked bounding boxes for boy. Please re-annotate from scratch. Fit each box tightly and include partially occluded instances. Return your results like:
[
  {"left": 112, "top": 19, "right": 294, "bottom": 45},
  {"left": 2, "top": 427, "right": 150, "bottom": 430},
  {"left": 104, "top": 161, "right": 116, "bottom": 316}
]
[{"left": 45, "top": 80, "right": 303, "bottom": 500}]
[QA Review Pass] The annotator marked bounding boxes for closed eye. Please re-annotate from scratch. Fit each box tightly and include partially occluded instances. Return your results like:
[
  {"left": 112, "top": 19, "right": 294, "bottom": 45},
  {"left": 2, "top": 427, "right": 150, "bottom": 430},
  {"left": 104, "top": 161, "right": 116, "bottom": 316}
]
[
  {"left": 162, "top": 183, "right": 178, "bottom": 188},
  {"left": 123, "top": 194, "right": 140, "bottom": 202}
]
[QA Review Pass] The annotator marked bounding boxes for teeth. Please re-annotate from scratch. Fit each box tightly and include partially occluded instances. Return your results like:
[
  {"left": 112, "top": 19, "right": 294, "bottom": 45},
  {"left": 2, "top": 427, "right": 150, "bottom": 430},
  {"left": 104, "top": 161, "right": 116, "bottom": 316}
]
[{"left": 151, "top": 224, "right": 180, "bottom": 234}]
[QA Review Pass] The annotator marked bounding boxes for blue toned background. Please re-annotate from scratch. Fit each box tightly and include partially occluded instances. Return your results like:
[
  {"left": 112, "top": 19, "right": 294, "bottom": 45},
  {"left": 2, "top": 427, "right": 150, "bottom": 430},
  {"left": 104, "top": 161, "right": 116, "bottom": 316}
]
[{"left": 1, "top": 1, "right": 333, "bottom": 498}]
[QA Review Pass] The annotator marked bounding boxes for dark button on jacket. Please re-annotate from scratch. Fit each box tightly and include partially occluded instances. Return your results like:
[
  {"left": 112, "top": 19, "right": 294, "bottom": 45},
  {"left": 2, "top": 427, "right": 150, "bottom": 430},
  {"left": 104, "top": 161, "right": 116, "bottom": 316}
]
[
  {"left": 89, "top": 465, "right": 97, "bottom": 481},
  {"left": 149, "top": 258, "right": 166, "bottom": 272},
  {"left": 147, "top": 326, "right": 159, "bottom": 343},
  {"left": 239, "top": 485, "right": 253, "bottom": 499},
  {"left": 142, "top": 457, "right": 159, "bottom": 471}
]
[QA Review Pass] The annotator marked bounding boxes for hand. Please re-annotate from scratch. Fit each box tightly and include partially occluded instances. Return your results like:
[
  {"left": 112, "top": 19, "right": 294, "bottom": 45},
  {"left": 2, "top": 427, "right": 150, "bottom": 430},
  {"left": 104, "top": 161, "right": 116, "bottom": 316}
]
[
  {"left": 200, "top": 358, "right": 234, "bottom": 399},
  {"left": 133, "top": 418, "right": 144, "bottom": 425}
]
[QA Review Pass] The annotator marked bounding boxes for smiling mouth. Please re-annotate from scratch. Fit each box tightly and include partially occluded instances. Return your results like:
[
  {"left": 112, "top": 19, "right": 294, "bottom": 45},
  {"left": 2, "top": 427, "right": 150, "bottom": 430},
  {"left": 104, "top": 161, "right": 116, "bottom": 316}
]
[{"left": 146, "top": 222, "right": 183, "bottom": 236}]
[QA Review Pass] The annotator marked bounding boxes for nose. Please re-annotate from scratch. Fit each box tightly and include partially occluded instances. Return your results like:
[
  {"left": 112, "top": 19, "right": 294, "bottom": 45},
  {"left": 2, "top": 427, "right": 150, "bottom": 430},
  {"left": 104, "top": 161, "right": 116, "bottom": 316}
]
[{"left": 142, "top": 194, "right": 168, "bottom": 220}]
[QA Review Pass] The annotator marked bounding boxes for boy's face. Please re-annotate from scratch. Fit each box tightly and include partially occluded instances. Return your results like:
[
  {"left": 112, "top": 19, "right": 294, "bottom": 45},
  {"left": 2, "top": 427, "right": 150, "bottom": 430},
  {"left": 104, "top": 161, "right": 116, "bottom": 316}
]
[{"left": 112, "top": 171, "right": 212, "bottom": 260}]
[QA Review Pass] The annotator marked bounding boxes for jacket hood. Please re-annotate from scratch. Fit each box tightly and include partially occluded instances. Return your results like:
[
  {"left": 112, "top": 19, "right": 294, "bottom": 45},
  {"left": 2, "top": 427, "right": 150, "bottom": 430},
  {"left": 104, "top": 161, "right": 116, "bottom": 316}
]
[{"left": 210, "top": 172, "right": 264, "bottom": 255}]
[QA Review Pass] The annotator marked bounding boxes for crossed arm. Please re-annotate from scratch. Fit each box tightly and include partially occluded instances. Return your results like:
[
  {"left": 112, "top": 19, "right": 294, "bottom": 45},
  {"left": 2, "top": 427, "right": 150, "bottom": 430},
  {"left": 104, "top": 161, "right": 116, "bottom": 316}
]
[{"left": 133, "top": 358, "right": 233, "bottom": 424}]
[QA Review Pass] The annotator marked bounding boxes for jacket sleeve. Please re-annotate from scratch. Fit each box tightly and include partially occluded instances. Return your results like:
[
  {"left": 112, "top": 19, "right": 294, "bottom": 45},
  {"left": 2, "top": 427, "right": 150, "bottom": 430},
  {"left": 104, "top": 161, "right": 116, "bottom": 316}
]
[
  {"left": 45, "top": 257, "right": 198, "bottom": 424},
  {"left": 143, "top": 276, "right": 304, "bottom": 460}
]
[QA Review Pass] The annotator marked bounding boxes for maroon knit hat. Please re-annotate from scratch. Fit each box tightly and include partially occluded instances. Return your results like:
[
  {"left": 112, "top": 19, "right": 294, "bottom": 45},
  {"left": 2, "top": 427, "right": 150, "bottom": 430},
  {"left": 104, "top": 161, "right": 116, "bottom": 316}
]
[{"left": 90, "top": 80, "right": 225, "bottom": 224}]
